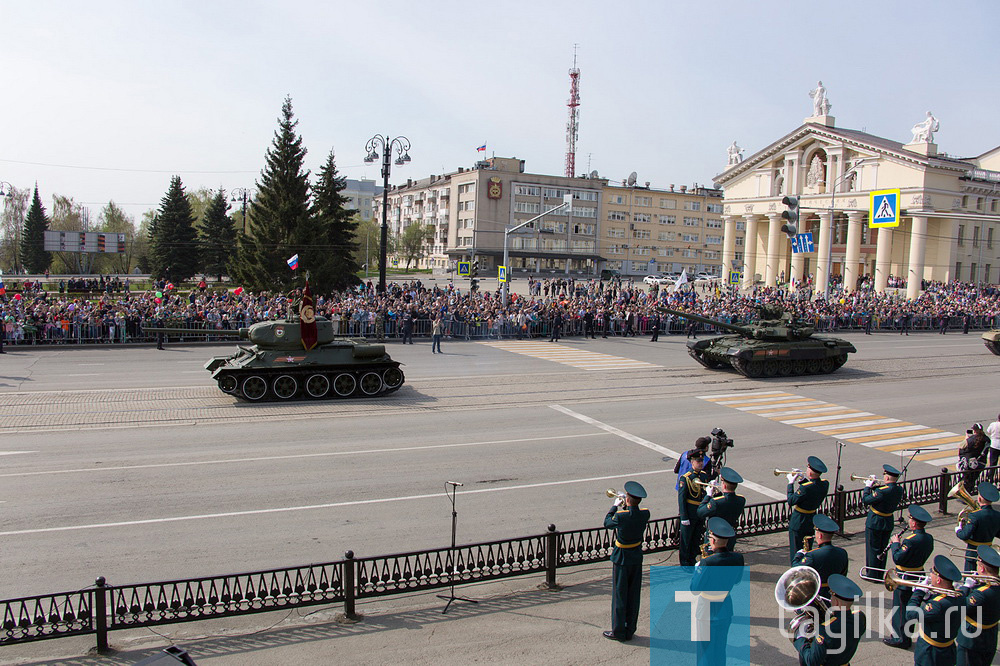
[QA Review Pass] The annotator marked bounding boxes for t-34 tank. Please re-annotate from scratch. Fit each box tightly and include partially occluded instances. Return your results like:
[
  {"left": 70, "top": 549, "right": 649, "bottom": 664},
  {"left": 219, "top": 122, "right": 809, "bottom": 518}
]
[
  {"left": 145, "top": 317, "right": 404, "bottom": 401},
  {"left": 659, "top": 304, "right": 856, "bottom": 378},
  {"left": 983, "top": 330, "right": 1000, "bottom": 355}
]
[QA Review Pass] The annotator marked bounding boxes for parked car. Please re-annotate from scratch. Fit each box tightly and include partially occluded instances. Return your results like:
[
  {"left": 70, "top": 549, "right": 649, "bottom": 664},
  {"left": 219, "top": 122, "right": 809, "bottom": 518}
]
[
  {"left": 643, "top": 274, "right": 674, "bottom": 285},
  {"left": 695, "top": 272, "right": 721, "bottom": 281}
]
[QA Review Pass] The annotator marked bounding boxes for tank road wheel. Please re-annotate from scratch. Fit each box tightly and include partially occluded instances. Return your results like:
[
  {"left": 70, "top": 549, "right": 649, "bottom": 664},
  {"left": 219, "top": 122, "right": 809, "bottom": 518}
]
[
  {"left": 272, "top": 375, "right": 298, "bottom": 400},
  {"left": 985, "top": 340, "right": 1000, "bottom": 356},
  {"left": 305, "top": 374, "right": 330, "bottom": 398},
  {"left": 763, "top": 361, "right": 779, "bottom": 377},
  {"left": 359, "top": 372, "right": 383, "bottom": 396},
  {"left": 382, "top": 367, "right": 404, "bottom": 390},
  {"left": 820, "top": 358, "right": 838, "bottom": 374},
  {"left": 777, "top": 360, "right": 793, "bottom": 376},
  {"left": 333, "top": 373, "right": 357, "bottom": 397},
  {"left": 805, "top": 359, "right": 822, "bottom": 374},
  {"left": 791, "top": 360, "right": 807, "bottom": 375},
  {"left": 217, "top": 374, "right": 238, "bottom": 394},
  {"left": 241, "top": 375, "right": 268, "bottom": 401}
]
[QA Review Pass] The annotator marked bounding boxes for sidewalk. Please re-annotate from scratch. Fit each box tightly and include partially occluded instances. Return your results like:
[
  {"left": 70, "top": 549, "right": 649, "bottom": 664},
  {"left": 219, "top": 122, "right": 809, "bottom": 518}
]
[{"left": 3, "top": 513, "right": 966, "bottom": 665}]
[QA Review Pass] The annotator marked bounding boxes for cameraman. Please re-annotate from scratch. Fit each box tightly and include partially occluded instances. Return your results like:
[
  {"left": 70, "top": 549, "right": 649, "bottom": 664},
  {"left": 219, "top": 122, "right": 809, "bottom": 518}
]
[
  {"left": 674, "top": 437, "right": 713, "bottom": 490},
  {"left": 708, "top": 427, "right": 734, "bottom": 471}
]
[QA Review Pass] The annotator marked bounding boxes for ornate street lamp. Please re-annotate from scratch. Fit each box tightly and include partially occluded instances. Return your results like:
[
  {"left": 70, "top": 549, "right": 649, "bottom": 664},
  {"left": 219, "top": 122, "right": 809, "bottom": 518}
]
[
  {"left": 230, "top": 187, "right": 254, "bottom": 234},
  {"left": 365, "top": 134, "right": 411, "bottom": 293}
]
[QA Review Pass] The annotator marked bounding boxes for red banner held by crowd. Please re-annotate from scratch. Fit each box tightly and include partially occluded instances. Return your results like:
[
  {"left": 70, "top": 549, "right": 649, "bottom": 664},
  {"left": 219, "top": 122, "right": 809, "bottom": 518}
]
[{"left": 299, "top": 280, "right": 317, "bottom": 350}]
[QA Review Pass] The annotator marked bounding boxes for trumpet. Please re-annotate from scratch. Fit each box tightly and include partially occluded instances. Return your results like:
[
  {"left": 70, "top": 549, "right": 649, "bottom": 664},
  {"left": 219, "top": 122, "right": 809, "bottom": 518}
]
[
  {"left": 692, "top": 478, "right": 723, "bottom": 496},
  {"left": 883, "top": 569, "right": 964, "bottom": 597},
  {"left": 606, "top": 488, "right": 626, "bottom": 506},
  {"left": 850, "top": 473, "right": 877, "bottom": 483},
  {"left": 961, "top": 571, "right": 1000, "bottom": 584},
  {"left": 774, "top": 468, "right": 804, "bottom": 481}
]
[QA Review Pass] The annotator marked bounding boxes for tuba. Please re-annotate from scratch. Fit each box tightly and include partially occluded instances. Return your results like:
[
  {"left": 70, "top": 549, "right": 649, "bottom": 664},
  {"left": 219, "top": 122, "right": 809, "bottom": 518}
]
[
  {"left": 774, "top": 566, "right": 827, "bottom": 641},
  {"left": 947, "top": 482, "right": 979, "bottom": 527}
]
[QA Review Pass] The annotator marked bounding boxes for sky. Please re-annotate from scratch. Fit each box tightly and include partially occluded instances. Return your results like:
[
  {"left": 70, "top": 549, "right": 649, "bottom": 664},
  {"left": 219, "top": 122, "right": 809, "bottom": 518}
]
[{"left": 1, "top": 0, "right": 998, "bottom": 224}]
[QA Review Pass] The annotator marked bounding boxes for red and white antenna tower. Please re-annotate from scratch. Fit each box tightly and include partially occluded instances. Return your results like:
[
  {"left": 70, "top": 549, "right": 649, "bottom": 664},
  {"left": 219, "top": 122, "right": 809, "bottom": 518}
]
[{"left": 564, "top": 46, "right": 580, "bottom": 178}]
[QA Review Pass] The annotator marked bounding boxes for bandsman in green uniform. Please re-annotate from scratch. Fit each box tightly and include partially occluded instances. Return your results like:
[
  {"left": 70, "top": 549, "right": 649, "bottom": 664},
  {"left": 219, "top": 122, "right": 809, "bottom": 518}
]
[
  {"left": 955, "top": 482, "right": 1000, "bottom": 573},
  {"left": 697, "top": 467, "right": 746, "bottom": 553},
  {"left": 788, "top": 456, "right": 830, "bottom": 564},
  {"left": 603, "top": 480, "right": 650, "bottom": 642},
  {"left": 861, "top": 463, "right": 903, "bottom": 576},
  {"left": 792, "top": 514, "right": 848, "bottom": 598},
  {"left": 793, "top": 574, "right": 866, "bottom": 666},
  {"left": 884, "top": 505, "right": 935, "bottom": 650},
  {"left": 905, "top": 554, "right": 964, "bottom": 666},
  {"left": 678, "top": 450, "right": 709, "bottom": 566},
  {"left": 957, "top": 545, "right": 1000, "bottom": 666},
  {"left": 691, "top": 517, "right": 743, "bottom": 665}
]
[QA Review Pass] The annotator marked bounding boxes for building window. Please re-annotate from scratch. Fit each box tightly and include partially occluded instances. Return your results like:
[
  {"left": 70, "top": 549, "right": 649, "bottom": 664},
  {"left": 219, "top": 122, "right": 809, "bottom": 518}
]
[
  {"left": 608, "top": 210, "right": 627, "bottom": 221},
  {"left": 971, "top": 263, "right": 978, "bottom": 282},
  {"left": 706, "top": 219, "right": 723, "bottom": 229},
  {"left": 514, "top": 185, "right": 540, "bottom": 196},
  {"left": 633, "top": 196, "right": 651, "bottom": 207},
  {"left": 608, "top": 194, "right": 624, "bottom": 204},
  {"left": 735, "top": 237, "right": 743, "bottom": 246},
  {"left": 458, "top": 183, "right": 476, "bottom": 194},
  {"left": 682, "top": 249, "right": 698, "bottom": 258},
  {"left": 973, "top": 226, "right": 980, "bottom": 248},
  {"left": 659, "top": 199, "right": 677, "bottom": 209},
  {"left": 608, "top": 228, "right": 625, "bottom": 238},
  {"left": 736, "top": 221, "right": 745, "bottom": 231},
  {"left": 989, "top": 227, "right": 994, "bottom": 249},
  {"left": 706, "top": 203, "right": 724, "bottom": 213},
  {"left": 514, "top": 201, "right": 539, "bottom": 214},
  {"left": 658, "top": 232, "right": 674, "bottom": 241},
  {"left": 632, "top": 229, "right": 651, "bottom": 240},
  {"left": 706, "top": 235, "right": 723, "bottom": 245},
  {"left": 987, "top": 265, "right": 992, "bottom": 283},
  {"left": 659, "top": 215, "right": 676, "bottom": 225},
  {"left": 955, "top": 261, "right": 962, "bottom": 279},
  {"left": 659, "top": 248, "right": 674, "bottom": 257},
  {"left": 704, "top": 250, "right": 720, "bottom": 259},
  {"left": 957, "top": 224, "right": 965, "bottom": 246},
  {"left": 608, "top": 245, "right": 624, "bottom": 255},
  {"left": 684, "top": 201, "right": 702, "bottom": 211},
  {"left": 735, "top": 251, "right": 744, "bottom": 261},
  {"left": 633, "top": 213, "right": 650, "bottom": 224},
  {"left": 682, "top": 233, "right": 699, "bottom": 243},
  {"left": 573, "top": 190, "right": 598, "bottom": 201},
  {"left": 683, "top": 217, "right": 701, "bottom": 227},
  {"left": 544, "top": 188, "right": 568, "bottom": 199},
  {"left": 573, "top": 207, "right": 597, "bottom": 218}
]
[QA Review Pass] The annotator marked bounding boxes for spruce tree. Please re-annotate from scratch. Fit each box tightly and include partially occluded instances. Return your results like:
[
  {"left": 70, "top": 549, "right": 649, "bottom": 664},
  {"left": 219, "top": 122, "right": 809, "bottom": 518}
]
[
  {"left": 231, "top": 96, "right": 311, "bottom": 292},
  {"left": 200, "top": 188, "right": 236, "bottom": 281},
  {"left": 149, "top": 176, "right": 199, "bottom": 283},
  {"left": 20, "top": 186, "right": 52, "bottom": 274},
  {"left": 308, "top": 150, "right": 361, "bottom": 292}
]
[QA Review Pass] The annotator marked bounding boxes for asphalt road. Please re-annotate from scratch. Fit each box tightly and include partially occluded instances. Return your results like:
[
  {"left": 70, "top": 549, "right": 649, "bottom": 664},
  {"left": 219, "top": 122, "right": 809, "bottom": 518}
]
[{"left": 0, "top": 330, "right": 993, "bottom": 603}]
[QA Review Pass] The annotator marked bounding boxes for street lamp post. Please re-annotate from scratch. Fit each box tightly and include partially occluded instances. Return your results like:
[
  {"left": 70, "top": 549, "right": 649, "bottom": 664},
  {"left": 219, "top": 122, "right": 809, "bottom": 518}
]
[
  {"left": 365, "top": 133, "right": 411, "bottom": 294},
  {"left": 230, "top": 188, "right": 253, "bottom": 234},
  {"left": 503, "top": 194, "right": 572, "bottom": 306}
]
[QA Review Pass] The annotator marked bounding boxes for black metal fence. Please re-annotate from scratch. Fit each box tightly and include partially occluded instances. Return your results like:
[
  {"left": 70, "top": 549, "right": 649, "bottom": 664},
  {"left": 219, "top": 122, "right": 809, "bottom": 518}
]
[{"left": 2, "top": 466, "right": 992, "bottom": 653}]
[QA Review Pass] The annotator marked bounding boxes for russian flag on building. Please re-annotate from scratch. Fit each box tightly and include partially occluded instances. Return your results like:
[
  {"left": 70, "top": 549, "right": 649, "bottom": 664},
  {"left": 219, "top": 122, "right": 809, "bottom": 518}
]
[
  {"left": 287, "top": 254, "right": 299, "bottom": 270},
  {"left": 476, "top": 143, "right": 486, "bottom": 152}
]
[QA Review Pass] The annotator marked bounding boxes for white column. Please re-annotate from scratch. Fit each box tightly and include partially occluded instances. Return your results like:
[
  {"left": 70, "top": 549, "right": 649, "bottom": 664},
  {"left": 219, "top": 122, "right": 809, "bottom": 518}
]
[
  {"left": 844, "top": 211, "right": 864, "bottom": 292},
  {"left": 765, "top": 212, "right": 782, "bottom": 286},
  {"left": 721, "top": 215, "right": 736, "bottom": 279},
  {"left": 815, "top": 211, "right": 833, "bottom": 296},
  {"left": 906, "top": 215, "right": 928, "bottom": 300},
  {"left": 742, "top": 214, "right": 759, "bottom": 291},
  {"left": 874, "top": 227, "right": 893, "bottom": 293},
  {"left": 790, "top": 250, "right": 804, "bottom": 290}
]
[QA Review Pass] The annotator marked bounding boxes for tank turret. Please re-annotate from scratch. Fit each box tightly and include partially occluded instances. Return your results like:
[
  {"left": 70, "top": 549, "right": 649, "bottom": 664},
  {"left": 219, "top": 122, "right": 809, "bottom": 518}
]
[
  {"left": 658, "top": 305, "right": 855, "bottom": 378},
  {"left": 143, "top": 317, "right": 404, "bottom": 401}
]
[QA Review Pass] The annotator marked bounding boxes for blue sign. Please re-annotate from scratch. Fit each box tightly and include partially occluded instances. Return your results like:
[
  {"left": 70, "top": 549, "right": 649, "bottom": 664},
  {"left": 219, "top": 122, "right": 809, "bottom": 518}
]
[
  {"left": 869, "top": 189, "right": 900, "bottom": 228},
  {"left": 497, "top": 265, "right": 508, "bottom": 283},
  {"left": 791, "top": 233, "right": 814, "bottom": 254},
  {"left": 457, "top": 261, "right": 470, "bottom": 277}
]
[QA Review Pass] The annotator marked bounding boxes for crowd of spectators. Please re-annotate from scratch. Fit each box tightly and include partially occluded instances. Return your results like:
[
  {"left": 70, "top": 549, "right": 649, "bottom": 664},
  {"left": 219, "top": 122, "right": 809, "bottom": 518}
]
[{"left": 2, "top": 274, "right": 1000, "bottom": 345}]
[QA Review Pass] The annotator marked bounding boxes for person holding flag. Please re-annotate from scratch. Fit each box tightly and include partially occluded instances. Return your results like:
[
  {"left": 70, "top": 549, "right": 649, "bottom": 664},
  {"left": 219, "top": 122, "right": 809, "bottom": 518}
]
[{"left": 299, "top": 279, "right": 317, "bottom": 351}]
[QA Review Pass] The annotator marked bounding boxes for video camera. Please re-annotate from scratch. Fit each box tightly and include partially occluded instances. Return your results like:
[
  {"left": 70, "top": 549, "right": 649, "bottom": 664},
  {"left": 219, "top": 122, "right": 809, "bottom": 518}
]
[{"left": 709, "top": 427, "right": 734, "bottom": 468}]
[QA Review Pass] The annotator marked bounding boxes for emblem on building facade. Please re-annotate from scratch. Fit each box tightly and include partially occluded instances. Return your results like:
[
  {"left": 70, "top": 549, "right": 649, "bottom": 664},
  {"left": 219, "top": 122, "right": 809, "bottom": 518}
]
[{"left": 487, "top": 177, "right": 502, "bottom": 200}]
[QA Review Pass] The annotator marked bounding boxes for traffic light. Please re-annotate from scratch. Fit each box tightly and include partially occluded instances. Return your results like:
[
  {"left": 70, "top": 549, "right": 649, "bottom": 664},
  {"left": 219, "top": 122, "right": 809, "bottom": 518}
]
[
  {"left": 470, "top": 278, "right": 479, "bottom": 292},
  {"left": 780, "top": 195, "right": 799, "bottom": 239},
  {"left": 471, "top": 259, "right": 480, "bottom": 278}
]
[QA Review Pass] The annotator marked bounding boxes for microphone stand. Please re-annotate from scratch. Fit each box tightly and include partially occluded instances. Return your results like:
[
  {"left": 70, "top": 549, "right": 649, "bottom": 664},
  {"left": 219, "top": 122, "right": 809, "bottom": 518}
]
[
  {"left": 896, "top": 448, "right": 930, "bottom": 523},
  {"left": 833, "top": 440, "right": 850, "bottom": 538},
  {"left": 438, "top": 481, "right": 477, "bottom": 613}
]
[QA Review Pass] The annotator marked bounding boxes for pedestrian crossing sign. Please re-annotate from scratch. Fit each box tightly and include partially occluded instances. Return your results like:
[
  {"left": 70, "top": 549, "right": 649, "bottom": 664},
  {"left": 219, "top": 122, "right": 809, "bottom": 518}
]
[
  {"left": 869, "top": 189, "right": 900, "bottom": 228},
  {"left": 458, "top": 261, "right": 470, "bottom": 277},
  {"left": 498, "top": 265, "right": 508, "bottom": 283},
  {"left": 729, "top": 270, "right": 742, "bottom": 285}
]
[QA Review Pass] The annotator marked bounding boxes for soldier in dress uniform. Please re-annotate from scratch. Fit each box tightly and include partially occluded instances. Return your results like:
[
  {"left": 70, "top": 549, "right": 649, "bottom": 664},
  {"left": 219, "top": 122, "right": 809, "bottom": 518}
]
[
  {"left": 678, "top": 450, "right": 709, "bottom": 566},
  {"left": 793, "top": 574, "right": 866, "bottom": 666},
  {"left": 791, "top": 514, "right": 848, "bottom": 598},
  {"left": 603, "top": 480, "right": 650, "bottom": 642},
  {"left": 955, "top": 482, "right": 1000, "bottom": 573},
  {"left": 957, "top": 545, "right": 1000, "bottom": 666},
  {"left": 697, "top": 467, "right": 746, "bottom": 552},
  {"left": 788, "top": 456, "right": 830, "bottom": 564},
  {"left": 691, "top": 517, "right": 743, "bottom": 665},
  {"left": 884, "top": 505, "right": 935, "bottom": 650},
  {"left": 905, "top": 555, "right": 964, "bottom": 666},
  {"left": 861, "top": 463, "right": 904, "bottom": 576}
]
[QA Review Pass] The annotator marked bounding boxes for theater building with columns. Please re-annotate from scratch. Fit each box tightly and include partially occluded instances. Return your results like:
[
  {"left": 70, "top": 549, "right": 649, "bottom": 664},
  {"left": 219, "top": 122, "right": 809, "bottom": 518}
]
[{"left": 715, "top": 108, "right": 1000, "bottom": 300}]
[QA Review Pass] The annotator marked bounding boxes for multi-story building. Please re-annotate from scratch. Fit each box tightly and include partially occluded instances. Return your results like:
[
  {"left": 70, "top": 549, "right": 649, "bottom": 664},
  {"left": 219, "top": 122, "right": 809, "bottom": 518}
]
[
  {"left": 342, "top": 178, "right": 382, "bottom": 221},
  {"left": 601, "top": 181, "right": 736, "bottom": 277}
]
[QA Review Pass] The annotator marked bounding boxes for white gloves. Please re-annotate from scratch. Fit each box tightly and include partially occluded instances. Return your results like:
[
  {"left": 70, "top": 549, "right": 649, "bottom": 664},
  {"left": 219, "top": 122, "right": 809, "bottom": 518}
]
[
  {"left": 787, "top": 473, "right": 798, "bottom": 484},
  {"left": 964, "top": 577, "right": 976, "bottom": 589},
  {"left": 681, "top": 520, "right": 691, "bottom": 526},
  {"left": 795, "top": 620, "right": 814, "bottom": 639},
  {"left": 955, "top": 526, "right": 963, "bottom": 536},
  {"left": 865, "top": 478, "right": 875, "bottom": 488},
  {"left": 919, "top": 575, "right": 932, "bottom": 587}
]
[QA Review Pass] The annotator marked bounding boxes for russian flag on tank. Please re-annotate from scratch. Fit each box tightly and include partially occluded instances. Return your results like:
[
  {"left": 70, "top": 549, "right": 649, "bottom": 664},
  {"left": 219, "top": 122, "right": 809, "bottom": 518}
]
[{"left": 287, "top": 254, "right": 299, "bottom": 270}]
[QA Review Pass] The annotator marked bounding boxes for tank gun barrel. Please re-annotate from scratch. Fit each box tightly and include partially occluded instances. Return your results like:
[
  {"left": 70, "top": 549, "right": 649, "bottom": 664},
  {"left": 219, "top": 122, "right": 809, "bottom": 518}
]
[{"left": 657, "top": 307, "right": 748, "bottom": 334}]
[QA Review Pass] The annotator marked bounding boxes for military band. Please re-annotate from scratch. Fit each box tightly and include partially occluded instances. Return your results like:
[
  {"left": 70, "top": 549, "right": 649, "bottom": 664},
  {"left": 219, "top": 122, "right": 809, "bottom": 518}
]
[
  {"left": 883, "top": 505, "right": 935, "bottom": 650},
  {"left": 691, "top": 517, "right": 744, "bottom": 665},
  {"left": 788, "top": 456, "right": 831, "bottom": 564},
  {"left": 957, "top": 545, "right": 1000, "bottom": 666},
  {"left": 792, "top": 514, "right": 849, "bottom": 596},
  {"left": 905, "top": 555, "right": 965, "bottom": 666},
  {"left": 696, "top": 466, "right": 746, "bottom": 552},
  {"left": 954, "top": 482, "right": 1000, "bottom": 572},
  {"left": 793, "top": 574, "right": 866, "bottom": 666},
  {"left": 678, "top": 450, "right": 709, "bottom": 566},
  {"left": 861, "top": 463, "right": 904, "bottom": 574},
  {"left": 603, "top": 480, "right": 650, "bottom": 642}
]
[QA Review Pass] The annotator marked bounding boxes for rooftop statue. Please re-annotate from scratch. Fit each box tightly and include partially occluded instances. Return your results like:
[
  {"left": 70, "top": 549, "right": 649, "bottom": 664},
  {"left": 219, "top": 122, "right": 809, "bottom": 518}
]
[
  {"left": 910, "top": 111, "right": 939, "bottom": 143},
  {"left": 809, "top": 81, "right": 831, "bottom": 116}
]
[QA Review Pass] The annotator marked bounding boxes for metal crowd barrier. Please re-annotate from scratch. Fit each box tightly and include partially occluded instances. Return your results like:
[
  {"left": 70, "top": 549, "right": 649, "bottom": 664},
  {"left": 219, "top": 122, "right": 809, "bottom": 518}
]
[{"left": 2, "top": 465, "right": 993, "bottom": 652}]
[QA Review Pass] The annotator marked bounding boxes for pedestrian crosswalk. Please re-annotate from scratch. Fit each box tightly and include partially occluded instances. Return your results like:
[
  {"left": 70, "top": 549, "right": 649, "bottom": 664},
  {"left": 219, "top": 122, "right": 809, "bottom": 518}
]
[
  {"left": 697, "top": 390, "right": 965, "bottom": 468},
  {"left": 480, "top": 341, "right": 661, "bottom": 371}
]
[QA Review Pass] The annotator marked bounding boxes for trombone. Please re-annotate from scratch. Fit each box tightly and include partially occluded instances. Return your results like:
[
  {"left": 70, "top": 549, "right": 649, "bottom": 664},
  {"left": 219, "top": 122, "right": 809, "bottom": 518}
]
[
  {"left": 859, "top": 566, "right": 924, "bottom": 586},
  {"left": 883, "top": 569, "right": 964, "bottom": 597},
  {"left": 962, "top": 571, "right": 1000, "bottom": 585},
  {"left": 943, "top": 541, "right": 978, "bottom": 557}
]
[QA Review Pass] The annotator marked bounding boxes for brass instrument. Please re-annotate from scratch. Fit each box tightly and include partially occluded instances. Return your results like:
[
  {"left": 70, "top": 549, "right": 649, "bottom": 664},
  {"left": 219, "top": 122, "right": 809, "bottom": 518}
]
[
  {"left": 692, "top": 478, "right": 723, "bottom": 496},
  {"left": 801, "top": 535, "right": 814, "bottom": 553},
  {"left": 948, "top": 482, "right": 979, "bottom": 527},
  {"left": 774, "top": 468, "right": 804, "bottom": 482},
  {"left": 774, "top": 566, "right": 827, "bottom": 641},
  {"left": 944, "top": 542, "right": 978, "bottom": 557},
  {"left": 961, "top": 571, "right": 1000, "bottom": 585},
  {"left": 859, "top": 566, "right": 925, "bottom": 585},
  {"left": 883, "top": 569, "right": 964, "bottom": 597},
  {"left": 606, "top": 488, "right": 626, "bottom": 507},
  {"left": 850, "top": 473, "right": 877, "bottom": 483}
]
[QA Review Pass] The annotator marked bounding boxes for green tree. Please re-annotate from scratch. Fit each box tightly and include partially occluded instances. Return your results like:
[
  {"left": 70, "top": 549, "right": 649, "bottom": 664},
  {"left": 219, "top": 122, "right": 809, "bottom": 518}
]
[
  {"left": 353, "top": 215, "right": 396, "bottom": 277},
  {"left": 20, "top": 186, "right": 52, "bottom": 274},
  {"left": 187, "top": 187, "right": 214, "bottom": 232},
  {"left": 308, "top": 150, "right": 361, "bottom": 291},
  {"left": 398, "top": 223, "right": 434, "bottom": 269},
  {"left": 200, "top": 188, "right": 236, "bottom": 281},
  {"left": 48, "top": 194, "right": 88, "bottom": 274},
  {"left": 231, "top": 96, "right": 311, "bottom": 292},
  {"left": 0, "top": 186, "right": 30, "bottom": 273},
  {"left": 134, "top": 210, "right": 155, "bottom": 273},
  {"left": 94, "top": 201, "right": 137, "bottom": 274},
  {"left": 149, "top": 176, "right": 200, "bottom": 283}
]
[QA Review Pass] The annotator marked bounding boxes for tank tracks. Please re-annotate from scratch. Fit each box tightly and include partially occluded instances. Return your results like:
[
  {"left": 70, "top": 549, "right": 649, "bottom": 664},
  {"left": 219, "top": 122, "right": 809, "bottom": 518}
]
[
  {"left": 213, "top": 364, "right": 405, "bottom": 402},
  {"left": 984, "top": 339, "right": 1000, "bottom": 356},
  {"left": 688, "top": 349, "right": 848, "bottom": 378}
]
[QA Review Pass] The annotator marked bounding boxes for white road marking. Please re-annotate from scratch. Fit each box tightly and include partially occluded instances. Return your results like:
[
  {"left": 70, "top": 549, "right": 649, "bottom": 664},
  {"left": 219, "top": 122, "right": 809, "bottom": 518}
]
[
  {"left": 807, "top": 418, "right": 900, "bottom": 432},
  {"left": 549, "top": 404, "right": 784, "bottom": 500},
  {"left": 738, "top": 401, "right": 824, "bottom": 411},
  {"left": 0, "top": 433, "right": 602, "bottom": 478},
  {"left": 77, "top": 363, "right": 106, "bottom": 366},
  {"left": 0, "top": 451, "right": 36, "bottom": 456},
  {"left": 0, "top": 469, "right": 673, "bottom": 537},
  {"left": 64, "top": 374, "right": 101, "bottom": 377},
  {"left": 697, "top": 391, "right": 786, "bottom": 399},
  {"left": 779, "top": 412, "right": 874, "bottom": 425},
  {"left": 825, "top": 425, "right": 929, "bottom": 439}
]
